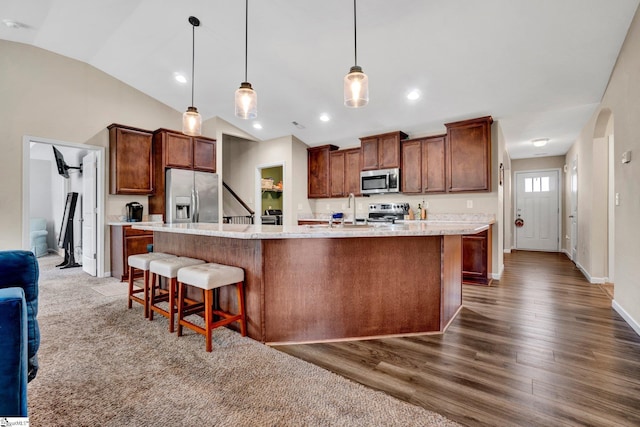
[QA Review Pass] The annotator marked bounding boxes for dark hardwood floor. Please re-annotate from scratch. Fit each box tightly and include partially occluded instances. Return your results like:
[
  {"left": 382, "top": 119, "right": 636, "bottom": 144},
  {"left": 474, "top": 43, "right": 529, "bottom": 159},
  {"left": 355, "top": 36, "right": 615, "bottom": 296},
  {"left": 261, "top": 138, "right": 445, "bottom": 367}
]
[{"left": 275, "top": 251, "right": 640, "bottom": 426}]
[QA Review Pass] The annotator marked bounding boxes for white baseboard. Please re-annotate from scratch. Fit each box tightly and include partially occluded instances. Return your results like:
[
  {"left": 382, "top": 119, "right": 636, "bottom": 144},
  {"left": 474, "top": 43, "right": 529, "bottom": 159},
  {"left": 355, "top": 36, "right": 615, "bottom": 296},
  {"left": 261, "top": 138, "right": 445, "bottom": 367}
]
[
  {"left": 574, "top": 260, "right": 607, "bottom": 284},
  {"left": 561, "top": 248, "right": 572, "bottom": 259},
  {"left": 612, "top": 300, "right": 640, "bottom": 337},
  {"left": 103, "top": 270, "right": 111, "bottom": 278},
  {"left": 491, "top": 264, "right": 504, "bottom": 281}
]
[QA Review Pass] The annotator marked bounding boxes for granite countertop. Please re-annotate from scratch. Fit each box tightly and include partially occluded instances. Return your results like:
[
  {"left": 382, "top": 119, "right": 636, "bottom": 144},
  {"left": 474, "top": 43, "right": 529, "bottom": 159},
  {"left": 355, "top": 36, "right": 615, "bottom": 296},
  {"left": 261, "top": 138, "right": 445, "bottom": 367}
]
[
  {"left": 133, "top": 220, "right": 491, "bottom": 240},
  {"left": 107, "top": 214, "right": 164, "bottom": 226}
]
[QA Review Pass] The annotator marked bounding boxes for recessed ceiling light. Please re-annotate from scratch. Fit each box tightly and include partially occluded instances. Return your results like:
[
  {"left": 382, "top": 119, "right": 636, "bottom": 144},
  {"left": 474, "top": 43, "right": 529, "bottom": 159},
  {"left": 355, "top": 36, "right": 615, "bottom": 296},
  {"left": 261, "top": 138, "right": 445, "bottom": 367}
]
[
  {"left": 319, "top": 113, "right": 330, "bottom": 122},
  {"left": 407, "top": 89, "right": 421, "bottom": 101},
  {"left": 174, "top": 73, "right": 187, "bottom": 84},
  {"left": 2, "top": 19, "right": 23, "bottom": 29},
  {"left": 252, "top": 123, "right": 262, "bottom": 130},
  {"left": 532, "top": 138, "right": 549, "bottom": 147}
]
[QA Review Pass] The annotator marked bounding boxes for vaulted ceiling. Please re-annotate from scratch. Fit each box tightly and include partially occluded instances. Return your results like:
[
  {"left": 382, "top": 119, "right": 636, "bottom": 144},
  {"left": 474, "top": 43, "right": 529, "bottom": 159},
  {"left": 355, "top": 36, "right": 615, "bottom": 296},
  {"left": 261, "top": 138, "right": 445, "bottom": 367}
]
[{"left": 2, "top": 0, "right": 638, "bottom": 158}]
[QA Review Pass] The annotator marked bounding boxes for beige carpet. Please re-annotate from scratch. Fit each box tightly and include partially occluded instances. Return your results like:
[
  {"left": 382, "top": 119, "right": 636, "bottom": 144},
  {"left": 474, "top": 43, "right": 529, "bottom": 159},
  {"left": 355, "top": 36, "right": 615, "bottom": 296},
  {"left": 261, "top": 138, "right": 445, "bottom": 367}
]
[{"left": 27, "top": 255, "right": 460, "bottom": 426}]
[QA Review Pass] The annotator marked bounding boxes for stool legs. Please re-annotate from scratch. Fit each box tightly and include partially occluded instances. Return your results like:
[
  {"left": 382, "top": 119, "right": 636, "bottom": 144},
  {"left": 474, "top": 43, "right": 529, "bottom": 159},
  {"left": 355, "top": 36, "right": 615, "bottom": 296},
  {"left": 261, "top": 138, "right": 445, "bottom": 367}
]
[
  {"left": 127, "top": 265, "right": 150, "bottom": 318},
  {"left": 177, "top": 281, "right": 247, "bottom": 352},
  {"left": 148, "top": 273, "right": 179, "bottom": 333}
]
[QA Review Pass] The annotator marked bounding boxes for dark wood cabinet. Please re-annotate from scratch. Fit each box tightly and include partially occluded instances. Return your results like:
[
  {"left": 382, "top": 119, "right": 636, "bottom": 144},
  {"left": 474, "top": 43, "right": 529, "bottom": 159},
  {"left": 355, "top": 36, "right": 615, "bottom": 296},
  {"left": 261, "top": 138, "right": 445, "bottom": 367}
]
[
  {"left": 193, "top": 138, "right": 217, "bottom": 172},
  {"left": 110, "top": 225, "right": 153, "bottom": 282},
  {"left": 108, "top": 124, "right": 154, "bottom": 195},
  {"left": 360, "top": 131, "right": 408, "bottom": 170},
  {"left": 344, "top": 148, "right": 362, "bottom": 196},
  {"left": 462, "top": 228, "right": 492, "bottom": 285},
  {"left": 148, "top": 129, "right": 217, "bottom": 215},
  {"left": 330, "top": 148, "right": 362, "bottom": 197},
  {"left": 330, "top": 151, "right": 345, "bottom": 197},
  {"left": 445, "top": 116, "right": 492, "bottom": 192},
  {"left": 154, "top": 128, "right": 216, "bottom": 172},
  {"left": 401, "top": 135, "right": 446, "bottom": 194},
  {"left": 308, "top": 145, "right": 338, "bottom": 198}
]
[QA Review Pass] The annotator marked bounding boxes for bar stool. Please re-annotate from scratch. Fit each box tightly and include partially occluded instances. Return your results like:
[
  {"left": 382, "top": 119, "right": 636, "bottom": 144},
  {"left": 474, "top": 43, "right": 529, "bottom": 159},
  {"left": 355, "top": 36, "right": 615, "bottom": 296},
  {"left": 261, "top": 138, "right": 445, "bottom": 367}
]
[
  {"left": 127, "top": 252, "right": 176, "bottom": 318},
  {"left": 148, "top": 256, "right": 205, "bottom": 332},
  {"left": 176, "top": 263, "right": 246, "bottom": 352}
]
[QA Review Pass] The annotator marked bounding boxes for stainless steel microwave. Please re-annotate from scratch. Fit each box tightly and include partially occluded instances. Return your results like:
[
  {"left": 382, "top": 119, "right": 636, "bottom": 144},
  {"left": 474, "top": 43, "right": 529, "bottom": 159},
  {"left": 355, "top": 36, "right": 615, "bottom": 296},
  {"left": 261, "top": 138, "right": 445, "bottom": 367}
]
[{"left": 360, "top": 168, "right": 400, "bottom": 194}]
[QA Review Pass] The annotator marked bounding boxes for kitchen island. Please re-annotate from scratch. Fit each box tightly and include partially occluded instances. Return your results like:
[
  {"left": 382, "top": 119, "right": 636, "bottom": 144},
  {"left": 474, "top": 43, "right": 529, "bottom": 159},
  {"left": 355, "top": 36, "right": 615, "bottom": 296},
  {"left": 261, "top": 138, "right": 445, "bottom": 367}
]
[{"left": 134, "top": 221, "right": 491, "bottom": 344}]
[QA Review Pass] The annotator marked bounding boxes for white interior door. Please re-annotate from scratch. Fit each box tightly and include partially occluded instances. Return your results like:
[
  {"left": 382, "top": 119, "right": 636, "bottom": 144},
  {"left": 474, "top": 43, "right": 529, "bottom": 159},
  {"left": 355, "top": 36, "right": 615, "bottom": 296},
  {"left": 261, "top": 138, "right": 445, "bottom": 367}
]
[
  {"left": 570, "top": 158, "right": 578, "bottom": 261},
  {"left": 82, "top": 152, "right": 97, "bottom": 276},
  {"left": 515, "top": 170, "right": 560, "bottom": 251}
]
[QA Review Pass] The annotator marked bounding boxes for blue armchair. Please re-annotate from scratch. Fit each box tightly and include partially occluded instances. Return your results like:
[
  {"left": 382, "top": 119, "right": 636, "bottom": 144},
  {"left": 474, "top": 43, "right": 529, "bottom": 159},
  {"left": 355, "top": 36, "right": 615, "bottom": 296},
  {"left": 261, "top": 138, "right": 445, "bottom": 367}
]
[{"left": 0, "top": 250, "right": 40, "bottom": 417}]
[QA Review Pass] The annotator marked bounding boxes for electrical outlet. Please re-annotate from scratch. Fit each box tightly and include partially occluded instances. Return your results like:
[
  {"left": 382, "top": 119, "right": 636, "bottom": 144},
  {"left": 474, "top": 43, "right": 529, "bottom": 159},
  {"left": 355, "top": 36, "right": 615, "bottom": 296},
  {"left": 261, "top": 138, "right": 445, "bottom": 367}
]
[
  {"left": 425, "top": 201, "right": 429, "bottom": 208},
  {"left": 341, "top": 203, "right": 346, "bottom": 209},
  {"left": 357, "top": 203, "right": 363, "bottom": 210},
  {"left": 297, "top": 203, "right": 303, "bottom": 210},
  {"left": 615, "top": 193, "right": 620, "bottom": 206},
  {"left": 466, "top": 200, "right": 473, "bottom": 208},
  {"left": 326, "top": 204, "right": 331, "bottom": 210}
]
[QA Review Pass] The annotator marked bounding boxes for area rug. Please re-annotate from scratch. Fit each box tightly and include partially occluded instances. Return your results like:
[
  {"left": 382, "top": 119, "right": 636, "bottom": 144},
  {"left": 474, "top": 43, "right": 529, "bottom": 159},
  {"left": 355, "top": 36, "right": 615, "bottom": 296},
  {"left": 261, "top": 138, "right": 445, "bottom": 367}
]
[{"left": 27, "top": 255, "right": 459, "bottom": 426}]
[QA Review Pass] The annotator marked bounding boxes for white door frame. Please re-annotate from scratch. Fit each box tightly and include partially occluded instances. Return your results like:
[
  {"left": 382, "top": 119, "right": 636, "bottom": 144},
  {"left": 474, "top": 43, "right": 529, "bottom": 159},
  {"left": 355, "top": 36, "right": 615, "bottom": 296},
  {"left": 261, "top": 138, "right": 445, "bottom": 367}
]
[
  {"left": 513, "top": 168, "right": 562, "bottom": 251},
  {"left": 255, "top": 161, "right": 285, "bottom": 225},
  {"left": 607, "top": 135, "right": 615, "bottom": 283},
  {"left": 22, "top": 136, "right": 106, "bottom": 277},
  {"left": 570, "top": 157, "right": 578, "bottom": 261}
]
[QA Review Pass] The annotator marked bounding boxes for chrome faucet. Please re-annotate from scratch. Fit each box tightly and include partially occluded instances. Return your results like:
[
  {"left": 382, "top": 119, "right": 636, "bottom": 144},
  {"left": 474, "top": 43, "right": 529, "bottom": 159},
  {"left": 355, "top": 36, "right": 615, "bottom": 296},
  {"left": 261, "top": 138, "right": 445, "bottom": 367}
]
[{"left": 347, "top": 193, "right": 356, "bottom": 224}]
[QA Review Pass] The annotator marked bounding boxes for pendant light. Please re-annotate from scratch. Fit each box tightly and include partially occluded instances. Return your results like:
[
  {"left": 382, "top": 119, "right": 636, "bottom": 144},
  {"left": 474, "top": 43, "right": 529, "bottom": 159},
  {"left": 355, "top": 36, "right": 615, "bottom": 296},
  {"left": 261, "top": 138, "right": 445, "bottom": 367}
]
[
  {"left": 182, "top": 16, "right": 202, "bottom": 136},
  {"left": 235, "top": 0, "right": 257, "bottom": 119},
  {"left": 344, "top": 0, "right": 369, "bottom": 108}
]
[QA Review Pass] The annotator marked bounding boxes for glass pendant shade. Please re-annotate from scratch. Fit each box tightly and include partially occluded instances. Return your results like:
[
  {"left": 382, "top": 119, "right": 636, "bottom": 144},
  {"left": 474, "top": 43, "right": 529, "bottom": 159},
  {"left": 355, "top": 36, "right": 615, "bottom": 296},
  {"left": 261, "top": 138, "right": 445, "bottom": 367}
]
[
  {"left": 182, "top": 106, "right": 202, "bottom": 136},
  {"left": 235, "top": 82, "right": 258, "bottom": 119},
  {"left": 344, "top": 65, "right": 369, "bottom": 108}
]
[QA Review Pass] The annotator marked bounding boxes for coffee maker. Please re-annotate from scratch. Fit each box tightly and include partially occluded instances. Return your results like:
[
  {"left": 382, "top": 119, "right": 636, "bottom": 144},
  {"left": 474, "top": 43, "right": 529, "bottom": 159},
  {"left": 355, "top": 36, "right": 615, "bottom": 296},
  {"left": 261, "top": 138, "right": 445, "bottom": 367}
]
[{"left": 126, "top": 202, "right": 143, "bottom": 222}]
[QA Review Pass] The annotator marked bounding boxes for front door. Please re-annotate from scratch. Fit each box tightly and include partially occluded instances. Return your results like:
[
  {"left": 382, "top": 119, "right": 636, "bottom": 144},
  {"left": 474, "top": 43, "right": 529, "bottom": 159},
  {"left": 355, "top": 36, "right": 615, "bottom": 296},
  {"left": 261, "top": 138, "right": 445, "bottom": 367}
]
[{"left": 515, "top": 169, "right": 560, "bottom": 251}]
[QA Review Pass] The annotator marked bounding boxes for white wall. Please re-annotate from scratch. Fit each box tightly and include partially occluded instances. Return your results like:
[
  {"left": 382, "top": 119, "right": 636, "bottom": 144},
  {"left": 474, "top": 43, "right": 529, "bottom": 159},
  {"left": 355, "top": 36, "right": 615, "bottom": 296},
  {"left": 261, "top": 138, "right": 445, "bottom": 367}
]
[
  {"left": 0, "top": 40, "right": 186, "bottom": 273},
  {"left": 29, "top": 158, "right": 55, "bottom": 250},
  {"left": 566, "top": 4, "right": 640, "bottom": 333}
]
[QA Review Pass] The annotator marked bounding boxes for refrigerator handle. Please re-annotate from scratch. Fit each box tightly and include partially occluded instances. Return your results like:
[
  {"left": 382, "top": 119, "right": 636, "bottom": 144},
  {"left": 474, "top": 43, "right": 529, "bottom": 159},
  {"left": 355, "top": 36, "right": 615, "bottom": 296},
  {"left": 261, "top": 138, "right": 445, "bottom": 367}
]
[
  {"left": 194, "top": 188, "right": 200, "bottom": 222},
  {"left": 191, "top": 187, "right": 198, "bottom": 223}
]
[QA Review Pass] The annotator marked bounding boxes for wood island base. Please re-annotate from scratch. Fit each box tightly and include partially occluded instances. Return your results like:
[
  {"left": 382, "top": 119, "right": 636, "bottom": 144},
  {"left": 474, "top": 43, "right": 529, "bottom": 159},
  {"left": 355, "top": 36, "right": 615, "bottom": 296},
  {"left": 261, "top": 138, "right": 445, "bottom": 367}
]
[{"left": 153, "top": 232, "right": 463, "bottom": 345}]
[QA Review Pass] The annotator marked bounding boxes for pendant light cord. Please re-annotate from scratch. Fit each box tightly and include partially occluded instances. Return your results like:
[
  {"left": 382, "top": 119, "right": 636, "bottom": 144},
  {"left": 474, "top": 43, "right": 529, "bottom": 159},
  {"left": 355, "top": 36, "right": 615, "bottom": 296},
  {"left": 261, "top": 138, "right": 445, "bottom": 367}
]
[
  {"left": 353, "top": 0, "right": 358, "bottom": 67},
  {"left": 191, "top": 22, "right": 195, "bottom": 107},
  {"left": 244, "top": 0, "right": 249, "bottom": 82}
]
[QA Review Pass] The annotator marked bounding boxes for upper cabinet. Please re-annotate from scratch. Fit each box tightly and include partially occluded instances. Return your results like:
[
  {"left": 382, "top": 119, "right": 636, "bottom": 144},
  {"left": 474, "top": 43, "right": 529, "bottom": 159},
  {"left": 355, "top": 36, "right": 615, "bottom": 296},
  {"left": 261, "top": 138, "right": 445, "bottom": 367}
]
[
  {"left": 148, "top": 128, "right": 216, "bottom": 216},
  {"left": 360, "top": 131, "right": 408, "bottom": 170},
  {"left": 108, "top": 124, "right": 154, "bottom": 195},
  {"left": 401, "top": 135, "right": 447, "bottom": 194},
  {"left": 306, "top": 116, "right": 492, "bottom": 198},
  {"left": 154, "top": 128, "right": 216, "bottom": 172},
  {"left": 330, "top": 148, "right": 362, "bottom": 197},
  {"left": 308, "top": 145, "right": 338, "bottom": 198},
  {"left": 445, "top": 116, "right": 492, "bottom": 192}
]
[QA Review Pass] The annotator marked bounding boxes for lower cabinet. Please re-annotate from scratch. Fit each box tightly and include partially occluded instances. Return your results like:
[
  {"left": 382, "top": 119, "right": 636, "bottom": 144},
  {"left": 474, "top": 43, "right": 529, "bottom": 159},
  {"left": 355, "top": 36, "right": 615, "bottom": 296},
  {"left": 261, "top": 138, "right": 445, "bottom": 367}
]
[
  {"left": 462, "top": 229, "right": 492, "bottom": 285},
  {"left": 110, "top": 225, "right": 153, "bottom": 282}
]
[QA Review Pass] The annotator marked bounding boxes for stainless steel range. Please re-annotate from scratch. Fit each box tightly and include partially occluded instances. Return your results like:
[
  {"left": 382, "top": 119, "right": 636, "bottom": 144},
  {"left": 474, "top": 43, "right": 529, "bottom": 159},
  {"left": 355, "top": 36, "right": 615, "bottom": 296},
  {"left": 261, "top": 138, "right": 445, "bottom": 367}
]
[{"left": 367, "top": 203, "right": 409, "bottom": 223}]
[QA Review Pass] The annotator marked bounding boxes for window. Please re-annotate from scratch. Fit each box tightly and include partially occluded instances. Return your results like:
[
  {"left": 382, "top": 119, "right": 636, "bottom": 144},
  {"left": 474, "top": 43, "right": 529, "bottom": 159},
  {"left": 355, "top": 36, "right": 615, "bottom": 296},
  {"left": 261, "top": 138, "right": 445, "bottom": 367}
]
[{"left": 525, "top": 176, "right": 550, "bottom": 193}]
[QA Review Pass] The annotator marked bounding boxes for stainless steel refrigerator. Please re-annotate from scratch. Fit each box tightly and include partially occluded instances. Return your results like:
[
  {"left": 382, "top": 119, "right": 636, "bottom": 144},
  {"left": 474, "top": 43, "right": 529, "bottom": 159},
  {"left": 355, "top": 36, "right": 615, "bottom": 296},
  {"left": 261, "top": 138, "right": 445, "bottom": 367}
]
[{"left": 165, "top": 169, "right": 219, "bottom": 223}]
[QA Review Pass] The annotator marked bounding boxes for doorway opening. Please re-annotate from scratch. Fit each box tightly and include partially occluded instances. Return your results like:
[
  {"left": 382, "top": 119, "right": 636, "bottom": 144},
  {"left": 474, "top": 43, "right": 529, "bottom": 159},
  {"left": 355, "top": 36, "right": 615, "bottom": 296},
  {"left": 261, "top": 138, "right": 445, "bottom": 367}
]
[
  {"left": 22, "top": 136, "right": 106, "bottom": 277},
  {"left": 256, "top": 162, "right": 285, "bottom": 225}
]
